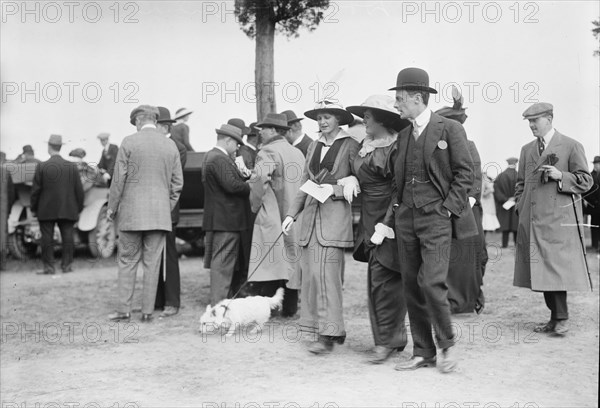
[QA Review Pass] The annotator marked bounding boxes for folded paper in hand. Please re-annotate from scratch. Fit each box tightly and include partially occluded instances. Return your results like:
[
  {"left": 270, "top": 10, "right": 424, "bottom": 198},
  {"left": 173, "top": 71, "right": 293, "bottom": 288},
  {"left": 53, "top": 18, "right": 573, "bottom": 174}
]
[
  {"left": 503, "top": 199, "right": 515, "bottom": 210},
  {"left": 300, "top": 180, "right": 331, "bottom": 204}
]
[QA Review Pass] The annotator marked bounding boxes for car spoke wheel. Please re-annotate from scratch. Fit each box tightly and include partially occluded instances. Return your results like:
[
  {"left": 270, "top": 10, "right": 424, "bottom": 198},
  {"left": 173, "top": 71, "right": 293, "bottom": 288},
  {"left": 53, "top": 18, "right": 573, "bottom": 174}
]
[
  {"left": 8, "top": 227, "right": 38, "bottom": 260},
  {"left": 88, "top": 206, "right": 116, "bottom": 258}
]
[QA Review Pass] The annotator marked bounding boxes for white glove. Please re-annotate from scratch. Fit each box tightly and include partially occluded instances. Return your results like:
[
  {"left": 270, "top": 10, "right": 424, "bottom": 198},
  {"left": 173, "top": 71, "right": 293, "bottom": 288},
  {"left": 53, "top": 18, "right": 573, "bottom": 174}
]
[
  {"left": 102, "top": 172, "right": 111, "bottom": 182},
  {"left": 468, "top": 197, "right": 476, "bottom": 208},
  {"left": 319, "top": 184, "right": 334, "bottom": 198},
  {"left": 374, "top": 223, "right": 395, "bottom": 239},
  {"left": 370, "top": 231, "right": 385, "bottom": 245},
  {"left": 235, "top": 156, "right": 252, "bottom": 178},
  {"left": 337, "top": 176, "right": 360, "bottom": 204},
  {"left": 282, "top": 216, "right": 295, "bottom": 235}
]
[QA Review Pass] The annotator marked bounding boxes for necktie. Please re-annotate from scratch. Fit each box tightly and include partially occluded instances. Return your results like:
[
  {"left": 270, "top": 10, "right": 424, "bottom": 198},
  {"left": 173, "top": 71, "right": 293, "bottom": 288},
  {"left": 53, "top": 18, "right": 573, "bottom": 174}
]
[
  {"left": 411, "top": 120, "right": 419, "bottom": 140},
  {"left": 538, "top": 138, "right": 545, "bottom": 155}
]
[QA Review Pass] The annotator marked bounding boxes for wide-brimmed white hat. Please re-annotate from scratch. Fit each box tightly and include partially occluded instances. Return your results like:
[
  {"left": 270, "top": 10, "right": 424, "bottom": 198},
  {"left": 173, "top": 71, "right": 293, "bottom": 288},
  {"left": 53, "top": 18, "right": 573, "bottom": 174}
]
[
  {"left": 174, "top": 107, "right": 193, "bottom": 120},
  {"left": 346, "top": 95, "right": 410, "bottom": 132},
  {"left": 304, "top": 100, "right": 354, "bottom": 126}
]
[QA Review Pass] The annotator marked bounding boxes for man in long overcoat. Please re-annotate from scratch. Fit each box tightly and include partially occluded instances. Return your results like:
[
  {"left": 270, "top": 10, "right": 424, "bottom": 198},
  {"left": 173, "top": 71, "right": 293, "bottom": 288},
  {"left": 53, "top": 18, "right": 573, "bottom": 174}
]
[
  {"left": 248, "top": 113, "right": 305, "bottom": 316},
  {"left": 494, "top": 157, "right": 519, "bottom": 247},
  {"left": 514, "top": 102, "right": 592, "bottom": 335}
]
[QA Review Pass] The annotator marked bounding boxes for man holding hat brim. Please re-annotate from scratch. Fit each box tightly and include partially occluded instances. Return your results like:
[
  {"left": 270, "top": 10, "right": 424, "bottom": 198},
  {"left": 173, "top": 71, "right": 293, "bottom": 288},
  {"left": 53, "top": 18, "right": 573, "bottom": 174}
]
[
  {"left": 31, "top": 134, "right": 84, "bottom": 274},
  {"left": 16, "top": 145, "right": 41, "bottom": 165},
  {"left": 154, "top": 106, "right": 188, "bottom": 318},
  {"left": 493, "top": 157, "right": 520, "bottom": 248},
  {"left": 107, "top": 105, "right": 183, "bottom": 323},
  {"left": 380, "top": 67, "right": 477, "bottom": 373},
  {"left": 514, "top": 102, "right": 593, "bottom": 336},
  {"left": 202, "top": 124, "right": 252, "bottom": 305},
  {"left": 97, "top": 132, "right": 119, "bottom": 187},
  {"left": 246, "top": 113, "right": 304, "bottom": 316},
  {"left": 281, "top": 110, "right": 313, "bottom": 157},
  {"left": 172, "top": 108, "right": 194, "bottom": 152},
  {"left": 228, "top": 118, "right": 256, "bottom": 171}
]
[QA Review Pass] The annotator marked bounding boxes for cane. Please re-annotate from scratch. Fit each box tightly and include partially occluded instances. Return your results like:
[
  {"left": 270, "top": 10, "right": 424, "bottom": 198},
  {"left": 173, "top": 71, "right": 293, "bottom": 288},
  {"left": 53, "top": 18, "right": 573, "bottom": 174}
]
[{"left": 571, "top": 194, "right": 593, "bottom": 291}]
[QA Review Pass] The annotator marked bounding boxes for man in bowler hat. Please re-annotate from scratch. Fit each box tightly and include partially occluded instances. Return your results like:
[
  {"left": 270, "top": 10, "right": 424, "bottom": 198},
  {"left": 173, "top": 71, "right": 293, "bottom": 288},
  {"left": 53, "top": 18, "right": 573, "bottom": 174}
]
[
  {"left": 31, "top": 134, "right": 84, "bottom": 274},
  {"left": 382, "top": 68, "right": 477, "bottom": 373},
  {"left": 107, "top": 105, "right": 183, "bottom": 323},
  {"left": 514, "top": 103, "right": 592, "bottom": 335}
]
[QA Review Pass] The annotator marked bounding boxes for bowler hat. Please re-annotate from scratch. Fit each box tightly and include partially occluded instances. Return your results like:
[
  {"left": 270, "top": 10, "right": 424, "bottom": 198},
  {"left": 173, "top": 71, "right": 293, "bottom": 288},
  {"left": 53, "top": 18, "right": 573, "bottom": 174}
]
[
  {"left": 215, "top": 124, "right": 244, "bottom": 145},
  {"left": 47, "top": 134, "right": 64, "bottom": 146},
  {"left": 22, "top": 145, "right": 34, "bottom": 154},
  {"left": 304, "top": 100, "right": 354, "bottom": 126},
  {"left": 256, "top": 113, "right": 291, "bottom": 131},
  {"left": 280, "top": 110, "right": 304, "bottom": 124},
  {"left": 389, "top": 67, "right": 438, "bottom": 94},
  {"left": 174, "top": 107, "right": 193, "bottom": 120},
  {"left": 506, "top": 157, "right": 519, "bottom": 165},
  {"left": 96, "top": 132, "right": 110, "bottom": 140},
  {"left": 227, "top": 118, "right": 251, "bottom": 135},
  {"left": 522, "top": 102, "right": 553, "bottom": 120},
  {"left": 129, "top": 105, "right": 159, "bottom": 125},
  {"left": 157, "top": 106, "right": 176, "bottom": 124},
  {"left": 346, "top": 95, "right": 410, "bottom": 132},
  {"left": 69, "top": 148, "right": 86, "bottom": 159},
  {"left": 592, "top": 156, "right": 600, "bottom": 164}
]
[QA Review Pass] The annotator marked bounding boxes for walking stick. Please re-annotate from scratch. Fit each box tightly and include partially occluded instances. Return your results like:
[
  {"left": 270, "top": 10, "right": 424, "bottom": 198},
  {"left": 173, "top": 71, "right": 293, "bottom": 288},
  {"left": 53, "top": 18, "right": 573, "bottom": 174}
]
[{"left": 571, "top": 194, "right": 593, "bottom": 291}]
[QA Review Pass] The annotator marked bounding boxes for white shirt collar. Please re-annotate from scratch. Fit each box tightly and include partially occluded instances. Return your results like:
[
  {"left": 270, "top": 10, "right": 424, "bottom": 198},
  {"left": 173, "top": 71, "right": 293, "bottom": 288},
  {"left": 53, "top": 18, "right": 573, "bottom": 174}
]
[
  {"left": 317, "top": 129, "right": 351, "bottom": 146},
  {"left": 215, "top": 146, "right": 228, "bottom": 156},
  {"left": 411, "top": 108, "right": 432, "bottom": 136},
  {"left": 292, "top": 134, "right": 305, "bottom": 147},
  {"left": 141, "top": 124, "right": 156, "bottom": 130},
  {"left": 244, "top": 143, "right": 257, "bottom": 151},
  {"left": 540, "top": 128, "right": 555, "bottom": 145}
]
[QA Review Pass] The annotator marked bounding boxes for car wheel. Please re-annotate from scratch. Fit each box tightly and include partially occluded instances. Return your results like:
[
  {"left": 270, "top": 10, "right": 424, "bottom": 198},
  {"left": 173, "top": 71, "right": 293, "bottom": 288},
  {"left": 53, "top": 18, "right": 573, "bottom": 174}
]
[{"left": 88, "top": 205, "right": 116, "bottom": 258}]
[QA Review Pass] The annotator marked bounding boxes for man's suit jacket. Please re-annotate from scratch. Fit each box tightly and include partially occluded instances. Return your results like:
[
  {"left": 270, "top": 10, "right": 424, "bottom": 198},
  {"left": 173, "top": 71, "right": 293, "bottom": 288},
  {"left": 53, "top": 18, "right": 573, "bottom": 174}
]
[
  {"left": 31, "top": 155, "right": 84, "bottom": 221},
  {"left": 294, "top": 134, "right": 312, "bottom": 157},
  {"left": 108, "top": 127, "right": 183, "bottom": 232},
  {"left": 169, "top": 136, "right": 187, "bottom": 225},
  {"left": 98, "top": 144, "right": 119, "bottom": 177},
  {"left": 238, "top": 144, "right": 257, "bottom": 169},
  {"left": 171, "top": 123, "right": 194, "bottom": 152},
  {"left": 384, "top": 111, "right": 478, "bottom": 240},
  {"left": 202, "top": 147, "right": 251, "bottom": 232}
]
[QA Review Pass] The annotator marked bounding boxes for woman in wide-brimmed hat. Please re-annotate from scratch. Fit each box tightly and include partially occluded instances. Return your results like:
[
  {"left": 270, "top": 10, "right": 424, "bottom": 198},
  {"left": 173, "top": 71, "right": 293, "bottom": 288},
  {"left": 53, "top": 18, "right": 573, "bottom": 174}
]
[
  {"left": 346, "top": 95, "right": 410, "bottom": 364},
  {"left": 282, "top": 100, "right": 359, "bottom": 355}
]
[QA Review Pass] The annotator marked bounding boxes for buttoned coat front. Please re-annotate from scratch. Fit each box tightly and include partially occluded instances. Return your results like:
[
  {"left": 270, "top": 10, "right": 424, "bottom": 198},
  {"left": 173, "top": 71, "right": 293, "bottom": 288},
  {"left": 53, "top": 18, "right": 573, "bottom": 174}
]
[
  {"left": 108, "top": 127, "right": 183, "bottom": 232},
  {"left": 514, "top": 131, "right": 592, "bottom": 291}
]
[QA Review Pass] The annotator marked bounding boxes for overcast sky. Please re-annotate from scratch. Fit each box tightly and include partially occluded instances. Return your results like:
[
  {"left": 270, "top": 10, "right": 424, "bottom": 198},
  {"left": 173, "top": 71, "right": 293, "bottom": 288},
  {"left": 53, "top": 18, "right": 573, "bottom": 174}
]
[{"left": 1, "top": 0, "right": 598, "bottom": 174}]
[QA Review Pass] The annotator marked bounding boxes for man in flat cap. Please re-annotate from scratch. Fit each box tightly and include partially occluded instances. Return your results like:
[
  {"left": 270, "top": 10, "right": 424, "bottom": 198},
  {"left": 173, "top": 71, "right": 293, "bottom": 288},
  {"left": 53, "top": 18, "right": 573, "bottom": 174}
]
[
  {"left": 96, "top": 133, "right": 119, "bottom": 187},
  {"left": 31, "top": 135, "right": 84, "bottom": 274},
  {"left": 202, "top": 124, "right": 252, "bottom": 305},
  {"left": 514, "top": 102, "right": 592, "bottom": 336},
  {"left": 16, "top": 145, "right": 41, "bottom": 165},
  {"left": 493, "top": 158, "right": 519, "bottom": 248},
  {"left": 172, "top": 108, "right": 194, "bottom": 152},
  {"left": 107, "top": 105, "right": 183, "bottom": 323},
  {"left": 381, "top": 68, "right": 477, "bottom": 373},
  {"left": 281, "top": 110, "right": 313, "bottom": 157}
]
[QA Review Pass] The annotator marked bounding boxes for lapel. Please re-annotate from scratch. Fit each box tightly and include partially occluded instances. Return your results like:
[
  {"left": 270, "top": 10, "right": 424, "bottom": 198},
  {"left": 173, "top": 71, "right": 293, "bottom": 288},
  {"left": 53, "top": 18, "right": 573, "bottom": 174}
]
[
  {"left": 396, "top": 126, "right": 411, "bottom": 184},
  {"left": 532, "top": 131, "right": 562, "bottom": 169},
  {"left": 423, "top": 113, "right": 444, "bottom": 171}
]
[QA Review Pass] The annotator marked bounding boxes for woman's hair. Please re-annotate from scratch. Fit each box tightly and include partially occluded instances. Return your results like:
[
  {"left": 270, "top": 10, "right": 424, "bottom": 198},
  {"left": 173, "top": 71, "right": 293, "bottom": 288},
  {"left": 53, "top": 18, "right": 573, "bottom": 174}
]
[{"left": 368, "top": 109, "right": 398, "bottom": 135}]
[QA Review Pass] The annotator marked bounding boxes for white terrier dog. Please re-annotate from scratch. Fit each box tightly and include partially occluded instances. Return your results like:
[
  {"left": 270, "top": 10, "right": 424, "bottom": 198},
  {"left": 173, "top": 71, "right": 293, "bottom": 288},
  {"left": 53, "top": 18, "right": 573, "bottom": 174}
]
[{"left": 199, "top": 287, "right": 284, "bottom": 336}]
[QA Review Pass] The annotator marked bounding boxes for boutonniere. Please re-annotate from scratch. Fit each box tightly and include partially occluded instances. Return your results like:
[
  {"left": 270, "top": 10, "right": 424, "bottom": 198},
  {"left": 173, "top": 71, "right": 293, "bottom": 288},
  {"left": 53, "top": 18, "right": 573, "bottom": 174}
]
[
  {"left": 541, "top": 153, "right": 559, "bottom": 183},
  {"left": 437, "top": 140, "right": 448, "bottom": 150}
]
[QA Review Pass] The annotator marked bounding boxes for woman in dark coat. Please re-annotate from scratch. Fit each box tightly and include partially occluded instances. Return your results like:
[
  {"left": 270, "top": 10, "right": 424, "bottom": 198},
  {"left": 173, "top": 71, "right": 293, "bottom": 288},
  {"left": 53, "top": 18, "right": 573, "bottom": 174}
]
[{"left": 346, "top": 95, "right": 410, "bottom": 363}]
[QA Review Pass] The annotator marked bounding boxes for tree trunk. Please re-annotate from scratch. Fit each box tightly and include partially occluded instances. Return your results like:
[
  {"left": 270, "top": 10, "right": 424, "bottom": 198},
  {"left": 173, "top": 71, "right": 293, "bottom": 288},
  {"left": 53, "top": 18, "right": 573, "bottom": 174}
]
[{"left": 254, "top": 2, "right": 276, "bottom": 121}]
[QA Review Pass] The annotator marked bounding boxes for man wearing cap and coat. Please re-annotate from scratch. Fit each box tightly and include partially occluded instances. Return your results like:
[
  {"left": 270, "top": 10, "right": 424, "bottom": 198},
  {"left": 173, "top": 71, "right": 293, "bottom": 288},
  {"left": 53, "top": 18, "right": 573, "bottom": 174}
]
[
  {"left": 382, "top": 68, "right": 477, "bottom": 373},
  {"left": 494, "top": 158, "right": 519, "bottom": 247},
  {"left": 97, "top": 133, "right": 119, "bottom": 187},
  {"left": 31, "top": 135, "right": 84, "bottom": 274},
  {"left": 107, "top": 105, "right": 183, "bottom": 323},
  {"left": 515, "top": 102, "right": 592, "bottom": 336},
  {"left": 202, "top": 124, "right": 252, "bottom": 305},
  {"left": 281, "top": 110, "right": 313, "bottom": 157},
  {"left": 248, "top": 113, "right": 305, "bottom": 316}
]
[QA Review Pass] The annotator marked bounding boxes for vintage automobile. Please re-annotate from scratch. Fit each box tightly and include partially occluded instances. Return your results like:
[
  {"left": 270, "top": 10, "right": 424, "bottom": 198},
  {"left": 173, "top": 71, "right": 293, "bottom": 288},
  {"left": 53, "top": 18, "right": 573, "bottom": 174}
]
[{"left": 5, "top": 161, "right": 116, "bottom": 260}]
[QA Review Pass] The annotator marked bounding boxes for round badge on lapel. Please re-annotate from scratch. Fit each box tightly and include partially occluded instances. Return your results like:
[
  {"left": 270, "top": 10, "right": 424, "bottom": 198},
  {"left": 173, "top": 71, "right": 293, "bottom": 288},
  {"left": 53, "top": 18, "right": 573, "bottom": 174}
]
[{"left": 438, "top": 140, "right": 448, "bottom": 150}]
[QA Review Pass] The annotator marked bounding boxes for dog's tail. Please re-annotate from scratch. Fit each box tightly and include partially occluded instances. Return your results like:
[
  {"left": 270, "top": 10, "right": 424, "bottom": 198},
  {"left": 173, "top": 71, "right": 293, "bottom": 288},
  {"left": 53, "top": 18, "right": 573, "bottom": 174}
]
[{"left": 269, "top": 287, "right": 285, "bottom": 309}]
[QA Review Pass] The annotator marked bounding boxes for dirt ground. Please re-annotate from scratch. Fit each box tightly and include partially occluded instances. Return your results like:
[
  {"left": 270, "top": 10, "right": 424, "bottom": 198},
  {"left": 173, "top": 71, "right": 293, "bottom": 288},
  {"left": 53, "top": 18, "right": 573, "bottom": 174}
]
[{"left": 1, "top": 231, "right": 598, "bottom": 408}]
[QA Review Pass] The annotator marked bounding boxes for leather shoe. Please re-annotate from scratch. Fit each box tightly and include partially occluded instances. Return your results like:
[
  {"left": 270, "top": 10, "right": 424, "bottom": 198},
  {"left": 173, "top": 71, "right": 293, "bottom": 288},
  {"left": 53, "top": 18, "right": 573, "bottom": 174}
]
[
  {"left": 108, "top": 312, "right": 130, "bottom": 322},
  {"left": 141, "top": 314, "right": 153, "bottom": 323},
  {"left": 308, "top": 339, "right": 333, "bottom": 355},
  {"left": 534, "top": 320, "right": 557, "bottom": 333},
  {"left": 159, "top": 306, "right": 179, "bottom": 318},
  {"left": 395, "top": 355, "right": 436, "bottom": 371},
  {"left": 437, "top": 348, "right": 458, "bottom": 373},
  {"left": 552, "top": 320, "right": 569, "bottom": 336},
  {"left": 368, "top": 346, "right": 397, "bottom": 364}
]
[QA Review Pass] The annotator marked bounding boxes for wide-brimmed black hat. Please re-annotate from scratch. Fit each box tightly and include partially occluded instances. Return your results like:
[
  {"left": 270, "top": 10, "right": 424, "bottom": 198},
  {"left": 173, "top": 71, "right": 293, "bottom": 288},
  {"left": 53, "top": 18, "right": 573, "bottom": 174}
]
[
  {"left": 157, "top": 106, "right": 176, "bottom": 124},
  {"left": 389, "top": 67, "right": 438, "bottom": 94},
  {"left": 304, "top": 100, "right": 354, "bottom": 126},
  {"left": 346, "top": 95, "right": 409, "bottom": 132}
]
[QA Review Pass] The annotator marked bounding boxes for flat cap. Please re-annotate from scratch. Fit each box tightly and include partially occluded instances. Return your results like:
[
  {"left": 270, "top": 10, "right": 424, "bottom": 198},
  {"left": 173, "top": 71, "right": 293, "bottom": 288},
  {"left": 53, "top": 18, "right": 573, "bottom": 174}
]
[
  {"left": 522, "top": 102, "right": 553, "bottom": 120},
  {"left": 129, "top": 105, "right": 159, "bottom": 125},
  {"left": 69, "top": 148, "right": 86, "bottom": 158},
  {"left": 506, "top": 157, "right": 518, "bottom": 165},
  {"left": 96, "top": 132, "right": 110, "bottom": 140}
]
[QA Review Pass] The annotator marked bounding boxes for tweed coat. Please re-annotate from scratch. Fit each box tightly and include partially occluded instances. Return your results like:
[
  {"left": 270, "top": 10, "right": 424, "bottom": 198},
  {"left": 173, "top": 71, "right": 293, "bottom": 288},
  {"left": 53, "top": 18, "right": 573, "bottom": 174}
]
[
  {"left": 514, "top": 131, "right": 592, "bottom": 291},
  {"left": 31, "top": 155, "right": 84, "bottom": 221},
  {"left": 248, "top": 137, "right": 305, "bottom": 281},
  {"left": 108, "top": 126, "right": 183, "bottom": 232},
  {"left": 286, "top": 129, "right": 360, "bottom": 248}
]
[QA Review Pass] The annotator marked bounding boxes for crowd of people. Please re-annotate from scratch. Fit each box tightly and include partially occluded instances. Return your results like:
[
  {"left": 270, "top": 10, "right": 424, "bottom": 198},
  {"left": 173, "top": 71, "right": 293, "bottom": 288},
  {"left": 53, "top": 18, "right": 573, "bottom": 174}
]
[{"left": 3, "top": 67, "right": 599, "bottom": 374}]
